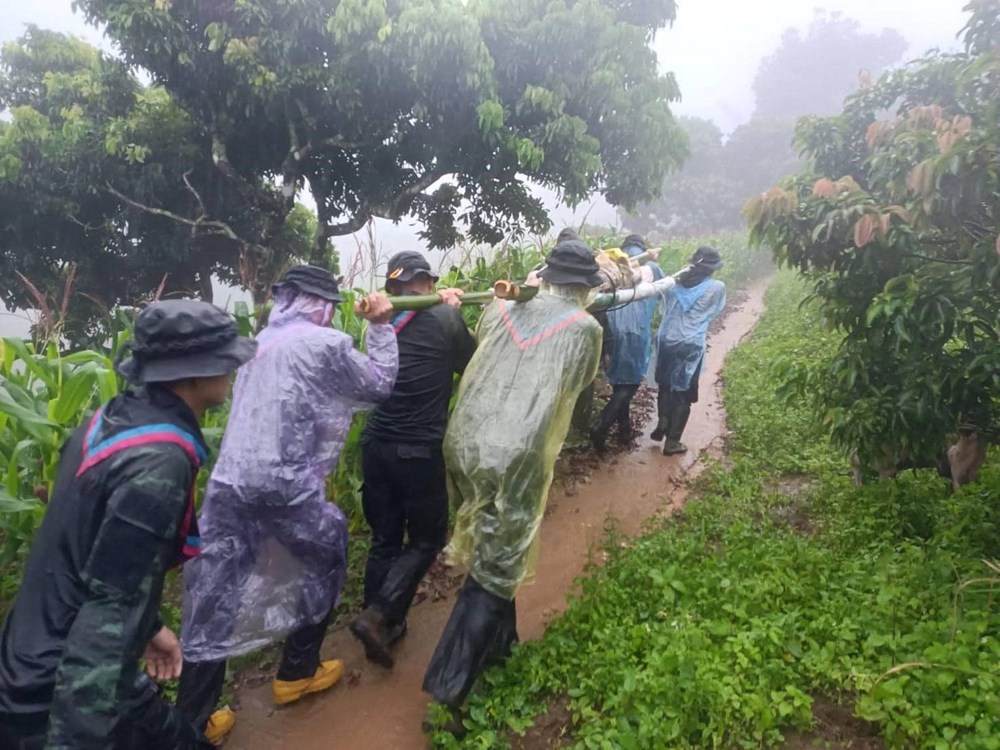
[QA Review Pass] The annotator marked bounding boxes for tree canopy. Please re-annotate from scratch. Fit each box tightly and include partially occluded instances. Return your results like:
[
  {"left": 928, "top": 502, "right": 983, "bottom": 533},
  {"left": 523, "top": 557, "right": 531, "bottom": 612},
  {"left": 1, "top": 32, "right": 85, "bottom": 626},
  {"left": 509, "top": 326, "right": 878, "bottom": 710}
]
[
  {"left": 0, "top": 26, "right": 313, "bottom": 341},
  {"left": 0, "top": 0, "right": 686, "bottom": 339},
  {"left": 622, "top": 11, "right": 906, "bottom": 237},
  {"left": 73, "top": 0, "right": 686, "bottom": 256},
  {"left": 621, "top": 116, "right": 801, "bottom": 235},
  {"left": 747, "top": 0, "right": 1000, "bottom": 473},
  {"left": 753, "top": 10, "right": 908, "bottom": 120}
]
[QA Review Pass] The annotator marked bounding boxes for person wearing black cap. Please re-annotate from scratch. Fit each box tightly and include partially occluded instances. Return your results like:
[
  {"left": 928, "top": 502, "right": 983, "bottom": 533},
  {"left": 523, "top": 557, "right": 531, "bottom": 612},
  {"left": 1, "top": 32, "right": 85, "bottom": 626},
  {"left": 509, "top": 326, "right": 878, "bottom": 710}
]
[
  {"left": 349, "top": 251, "right": 476, "bottom": 669},
  {"left": 422, "top": 239, "right": 603, "bottom": 718},
  {"left": 590, "top": 234, "right": 664, "bottom": 451},
  {"left": 651, "top": 246, "right": 726, "bottom": 455},
  {"left": 0, "top": 301, "right": 255, "bottom": 750},
  {"left": 176, "top": 266, "right": 397, "bottom": 744}
]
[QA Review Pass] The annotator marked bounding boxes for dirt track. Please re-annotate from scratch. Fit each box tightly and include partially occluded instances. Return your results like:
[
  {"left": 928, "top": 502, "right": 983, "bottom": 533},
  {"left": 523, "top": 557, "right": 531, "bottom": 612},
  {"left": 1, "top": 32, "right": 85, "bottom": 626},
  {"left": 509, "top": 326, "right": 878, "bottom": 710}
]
[{"left": 226, "top": 276, "right": 771, "bottom": 750}]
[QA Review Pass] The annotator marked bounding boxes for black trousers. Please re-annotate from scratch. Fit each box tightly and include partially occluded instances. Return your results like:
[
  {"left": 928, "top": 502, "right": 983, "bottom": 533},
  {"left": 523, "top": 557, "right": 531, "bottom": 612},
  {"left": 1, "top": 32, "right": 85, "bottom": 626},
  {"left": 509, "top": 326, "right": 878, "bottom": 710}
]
[
  {"left": 176, "top": 609, "right": 333, "bottom": 732},
  {"left": 593, "top": 383, "right": 640, "bottom": 441},
  {"left": 0, "top": 675, "right": 212, "bottom": 750},
  {"left": 361, "top": 439, "right": 449, "bottom": 625},
  {"left": 423, "top": 576, "right": 518, "bottom": 708}
]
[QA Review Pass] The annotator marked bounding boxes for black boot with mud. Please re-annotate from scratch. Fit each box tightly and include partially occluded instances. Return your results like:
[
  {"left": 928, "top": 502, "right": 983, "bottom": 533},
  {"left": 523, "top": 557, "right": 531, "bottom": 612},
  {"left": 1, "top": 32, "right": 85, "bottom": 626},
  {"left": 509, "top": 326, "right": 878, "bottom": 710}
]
[
  {"left": 650, "top": 390, "right": 671, "bottom": 441},
  {"left": 349, "top": 607, "right": 394, "bottom": 669}
]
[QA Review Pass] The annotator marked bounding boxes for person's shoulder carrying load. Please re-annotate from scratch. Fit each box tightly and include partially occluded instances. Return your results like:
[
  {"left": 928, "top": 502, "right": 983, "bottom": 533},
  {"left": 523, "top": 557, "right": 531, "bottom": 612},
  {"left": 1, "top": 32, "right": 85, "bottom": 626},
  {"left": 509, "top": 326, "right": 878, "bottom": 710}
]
[{"left": 525, "top": 230, "right": 661, "bottom": 291}]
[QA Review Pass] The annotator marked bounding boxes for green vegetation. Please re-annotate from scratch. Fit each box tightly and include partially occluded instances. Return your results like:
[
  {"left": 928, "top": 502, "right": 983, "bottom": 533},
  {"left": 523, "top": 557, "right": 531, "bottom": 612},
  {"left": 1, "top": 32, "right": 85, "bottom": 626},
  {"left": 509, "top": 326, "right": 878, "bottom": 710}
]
[
  {"left": 429, "top": 273, "right": 1000, "bottom": 749},
  {"left": 747, "top": 0, "right": 1000, "bottom": 473},
  {"left": 2, "top": 0, "right": 687, "bottom": 341}
]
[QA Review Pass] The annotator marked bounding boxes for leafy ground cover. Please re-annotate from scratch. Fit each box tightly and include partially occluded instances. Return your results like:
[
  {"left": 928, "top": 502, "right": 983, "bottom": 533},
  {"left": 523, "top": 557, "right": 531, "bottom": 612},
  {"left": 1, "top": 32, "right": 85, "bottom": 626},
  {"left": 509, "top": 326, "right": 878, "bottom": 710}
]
[{"left": 429, "top": 272, "right": 1000, "bottom": 749}]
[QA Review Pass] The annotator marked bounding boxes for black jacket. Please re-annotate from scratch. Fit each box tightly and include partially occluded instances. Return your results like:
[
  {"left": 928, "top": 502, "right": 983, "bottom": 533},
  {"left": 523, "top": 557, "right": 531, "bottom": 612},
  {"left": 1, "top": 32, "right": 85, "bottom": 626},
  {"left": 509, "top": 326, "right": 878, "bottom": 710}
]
[
  {"left": 364, "top": 305, "right": 476, "bottom": 445},
  {"left": 0, "top": 387, "right": 206, "bottom": 749}
]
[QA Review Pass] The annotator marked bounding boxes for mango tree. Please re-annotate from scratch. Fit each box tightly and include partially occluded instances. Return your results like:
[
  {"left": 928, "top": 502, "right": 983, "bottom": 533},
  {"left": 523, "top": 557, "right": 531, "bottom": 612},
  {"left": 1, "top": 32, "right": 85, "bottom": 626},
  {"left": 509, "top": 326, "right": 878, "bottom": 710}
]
[{"left": 746, "top": 0, "right": 1000, "bottom": 478}]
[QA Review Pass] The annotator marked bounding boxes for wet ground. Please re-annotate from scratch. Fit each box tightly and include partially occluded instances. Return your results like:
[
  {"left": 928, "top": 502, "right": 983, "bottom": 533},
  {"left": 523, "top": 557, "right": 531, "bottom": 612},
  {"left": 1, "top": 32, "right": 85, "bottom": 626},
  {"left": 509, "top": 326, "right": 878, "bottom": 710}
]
[{"left": 226, "top": 276, "right": 771, "bottom": 749}]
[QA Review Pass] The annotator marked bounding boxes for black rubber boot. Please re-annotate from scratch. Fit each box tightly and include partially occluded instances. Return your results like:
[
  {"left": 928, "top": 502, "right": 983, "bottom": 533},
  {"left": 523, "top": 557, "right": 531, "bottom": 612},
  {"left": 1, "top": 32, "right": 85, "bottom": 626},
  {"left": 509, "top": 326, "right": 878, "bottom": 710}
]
[
  {"left": 614, "top": 385, "right": 638, "bottom": 443},
  {"left": 349, "top": 606, "right": 394, "bottom": 669},
  {"left": 668, "top": 397, "right": 691, "bottom": 443},
  {"left": 650, "top": 390, "right": 671, "bottom": 441},
  {"left": 591, "top": 403, "right": 615, "bottom": 452},
  {"left": 594, "top": 386, "right": 634, "bottom": 451},
  {"left": 662, "top": 395, "right": 691, "bottom": 455}
]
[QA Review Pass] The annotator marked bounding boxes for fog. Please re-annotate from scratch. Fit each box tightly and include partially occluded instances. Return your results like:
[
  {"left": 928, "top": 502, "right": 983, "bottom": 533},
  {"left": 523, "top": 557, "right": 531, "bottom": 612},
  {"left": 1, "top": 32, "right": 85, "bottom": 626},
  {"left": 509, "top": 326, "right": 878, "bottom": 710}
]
[{"left": 0, "top": 0, "right": 970, "bottom": 334}]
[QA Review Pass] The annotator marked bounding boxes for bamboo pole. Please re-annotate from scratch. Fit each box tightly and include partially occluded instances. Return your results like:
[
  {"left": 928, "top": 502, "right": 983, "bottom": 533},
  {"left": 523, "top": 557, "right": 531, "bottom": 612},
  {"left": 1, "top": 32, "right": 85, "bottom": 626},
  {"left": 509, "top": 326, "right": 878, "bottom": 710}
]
[
  {"left": 364, "top": 274, "right": 681, "bottom": 313},
  {"left": 358, "top": 249, "right": 685, "bottom": 314}
]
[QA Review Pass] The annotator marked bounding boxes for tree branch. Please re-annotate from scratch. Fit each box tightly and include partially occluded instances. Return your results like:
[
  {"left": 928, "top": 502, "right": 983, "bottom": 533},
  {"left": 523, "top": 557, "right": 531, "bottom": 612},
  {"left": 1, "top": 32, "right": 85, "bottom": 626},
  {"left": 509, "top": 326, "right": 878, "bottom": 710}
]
[
  {"left": 211, "top": 133, "right": 285, "bottom": 215},
  {"left": 106, "top": 183, "right": 244, "bottom": 244},
  {"left": 181, "top": 170, "right": 208, "bottom": 221},
  {"left": 900, "top": 251, "right": 972, "bottom": 265},
  {"left": 325, "top": 205, "right": 372, "bottom": 236},
  {"left": 371, "top": 166, "right": 448, "bottom": 221}
]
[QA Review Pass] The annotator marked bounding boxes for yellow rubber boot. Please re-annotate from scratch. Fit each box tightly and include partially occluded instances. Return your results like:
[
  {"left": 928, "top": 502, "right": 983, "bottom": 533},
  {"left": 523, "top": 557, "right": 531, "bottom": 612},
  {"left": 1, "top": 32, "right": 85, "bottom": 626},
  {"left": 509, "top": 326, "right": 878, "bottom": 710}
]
[
  {"left": 204, "top": 708, "right": 236, "bottom": 746},
  {"left": 271, "top": 659, "right": 344, "bottom": 706}
]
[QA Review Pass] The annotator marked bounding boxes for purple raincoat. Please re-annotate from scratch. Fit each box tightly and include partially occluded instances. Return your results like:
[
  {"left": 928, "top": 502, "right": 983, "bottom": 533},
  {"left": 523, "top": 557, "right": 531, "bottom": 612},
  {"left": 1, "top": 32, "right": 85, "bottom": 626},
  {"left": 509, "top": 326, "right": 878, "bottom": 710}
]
[{"left": 181, "top": 297, "right": 398, "bottom": 662}]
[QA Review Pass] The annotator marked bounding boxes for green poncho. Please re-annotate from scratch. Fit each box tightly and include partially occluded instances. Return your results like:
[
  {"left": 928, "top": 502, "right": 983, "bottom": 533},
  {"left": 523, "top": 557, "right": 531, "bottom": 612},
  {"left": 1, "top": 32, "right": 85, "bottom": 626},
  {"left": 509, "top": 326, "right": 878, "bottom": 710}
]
[{"left": 444, "top": 291, "right": 602, "bottom": 600}]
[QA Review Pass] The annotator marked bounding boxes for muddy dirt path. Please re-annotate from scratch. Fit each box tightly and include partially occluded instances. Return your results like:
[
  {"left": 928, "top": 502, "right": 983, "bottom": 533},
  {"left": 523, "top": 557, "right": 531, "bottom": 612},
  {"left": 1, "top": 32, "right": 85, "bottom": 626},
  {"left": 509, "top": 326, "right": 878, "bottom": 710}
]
[{"left": 227, "top": 276, "right": 771, "bottom": 750}]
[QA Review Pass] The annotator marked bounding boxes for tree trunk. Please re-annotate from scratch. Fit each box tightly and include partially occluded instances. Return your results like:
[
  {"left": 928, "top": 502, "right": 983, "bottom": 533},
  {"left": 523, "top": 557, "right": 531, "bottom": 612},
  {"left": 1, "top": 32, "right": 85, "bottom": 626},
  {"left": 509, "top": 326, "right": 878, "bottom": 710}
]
[{"left": 197, "top": 269, "right": 214, "bottom": 303}]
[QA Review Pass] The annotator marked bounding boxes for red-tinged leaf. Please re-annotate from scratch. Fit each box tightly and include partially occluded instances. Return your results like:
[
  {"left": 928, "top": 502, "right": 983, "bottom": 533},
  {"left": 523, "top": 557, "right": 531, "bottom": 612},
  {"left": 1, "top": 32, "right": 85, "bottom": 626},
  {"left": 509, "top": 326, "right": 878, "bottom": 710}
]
[
  {"left": 854, "top": 215, "right": 877, "bottom": 248},
  {"left": 812, "top": 178, "right": 837, "bottom": 198}
]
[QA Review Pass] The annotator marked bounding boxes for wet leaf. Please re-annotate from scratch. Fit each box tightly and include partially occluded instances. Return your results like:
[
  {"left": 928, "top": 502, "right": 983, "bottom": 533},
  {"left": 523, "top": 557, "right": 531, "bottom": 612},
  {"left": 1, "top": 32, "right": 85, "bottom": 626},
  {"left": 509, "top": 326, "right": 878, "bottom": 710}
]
[{"left": 854, "top": 215, "right": 877, "bottom": 248}]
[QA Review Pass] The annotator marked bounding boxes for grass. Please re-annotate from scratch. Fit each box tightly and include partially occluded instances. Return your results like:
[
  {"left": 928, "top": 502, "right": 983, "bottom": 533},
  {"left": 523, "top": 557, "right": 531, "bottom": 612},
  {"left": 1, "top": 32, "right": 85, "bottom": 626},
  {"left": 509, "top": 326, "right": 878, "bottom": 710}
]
[{"left": 428, "top": 272, "right": 1000, "bottom": 750}]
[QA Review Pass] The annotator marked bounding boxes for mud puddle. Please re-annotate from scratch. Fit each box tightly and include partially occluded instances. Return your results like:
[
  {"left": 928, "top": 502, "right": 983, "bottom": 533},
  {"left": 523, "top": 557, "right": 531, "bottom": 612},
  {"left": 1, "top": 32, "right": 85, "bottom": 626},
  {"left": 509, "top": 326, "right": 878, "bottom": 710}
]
[{"left": 226, "top": 276, "right": 771, "bottom": 749}]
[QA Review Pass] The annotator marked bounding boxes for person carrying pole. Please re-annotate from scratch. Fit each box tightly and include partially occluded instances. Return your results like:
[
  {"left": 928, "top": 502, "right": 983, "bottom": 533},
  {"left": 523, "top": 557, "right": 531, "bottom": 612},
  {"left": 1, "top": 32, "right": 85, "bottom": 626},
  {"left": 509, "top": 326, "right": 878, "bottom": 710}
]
[
  {"left": 349, "top": 251, "right": 476, "bottom": 669},
  {"left": 422, "top": 239, "right": 603, "bottom": 717},
  {"left": 651, "top": 246, "right": 726, "bottom": 455},
  {"left": 0, "top": 300, "right": 256, "bottom": 750},
  {"left": 176, "top": 266, "right": 397, "bottom": 744},
  {"left": 590, "top": 233, "right": 663, "bottom": 452}
]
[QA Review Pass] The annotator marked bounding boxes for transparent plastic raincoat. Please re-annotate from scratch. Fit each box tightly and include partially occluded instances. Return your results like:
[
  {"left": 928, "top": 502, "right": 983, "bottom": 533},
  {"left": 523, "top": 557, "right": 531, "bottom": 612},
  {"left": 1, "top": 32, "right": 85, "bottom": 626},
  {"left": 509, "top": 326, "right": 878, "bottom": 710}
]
[
  {"left": 444, "top": 291, "right": 602, "bottom": 600},
  {"left": 181, "top": 295, "right": 398, "bottom": 662},
  {"left": 654, "top": 278, "right": 726, "bottom": 392},
  {"left": 604, "top": 245, "right": 664, "bottom": 385}
]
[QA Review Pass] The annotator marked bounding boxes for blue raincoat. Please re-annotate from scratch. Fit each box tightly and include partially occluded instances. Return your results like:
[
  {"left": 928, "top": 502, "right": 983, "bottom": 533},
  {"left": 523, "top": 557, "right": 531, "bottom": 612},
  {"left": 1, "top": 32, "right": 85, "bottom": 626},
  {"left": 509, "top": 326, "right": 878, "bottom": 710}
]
[
  {"left": 655, "top": 278, "right": 726, "bottom": 392},
  {"left": 604, "top": 245, "right": 663, "bottom": 385}
]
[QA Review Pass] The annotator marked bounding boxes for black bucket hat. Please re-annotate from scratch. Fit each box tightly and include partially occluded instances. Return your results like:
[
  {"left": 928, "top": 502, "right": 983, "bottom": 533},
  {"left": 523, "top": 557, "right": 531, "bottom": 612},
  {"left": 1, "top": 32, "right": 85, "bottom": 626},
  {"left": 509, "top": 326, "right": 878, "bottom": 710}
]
[
  {"left": 538, "top": 240, "right": 604, "bottom": 288},
  {"left": 621, "top": 234, "right": 647, "bottom": 252},
  {"left": 385, "top": 251, "right": 439, "bottom": 286},
  {"left": 556, "top": 227, "right": 581, "bottom": 244},
  {"left": 117, "top": 300, "right": 257, "bottom": 385},
  {"left": 691, "top": 246, "right": 724, "bottom": 273},
  {"left": 273, "top": 265, "right": 343, "bottom": 302}
]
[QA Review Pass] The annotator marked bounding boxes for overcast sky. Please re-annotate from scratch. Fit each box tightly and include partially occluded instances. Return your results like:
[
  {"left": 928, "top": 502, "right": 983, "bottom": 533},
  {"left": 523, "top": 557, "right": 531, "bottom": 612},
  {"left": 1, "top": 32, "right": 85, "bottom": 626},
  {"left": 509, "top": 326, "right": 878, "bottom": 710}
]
[
  {"left": 0, "top": 0, "right": 971, "bottom": 330},
  {"left": 2, "top": 0, "right": 968, "bottom": 131}
]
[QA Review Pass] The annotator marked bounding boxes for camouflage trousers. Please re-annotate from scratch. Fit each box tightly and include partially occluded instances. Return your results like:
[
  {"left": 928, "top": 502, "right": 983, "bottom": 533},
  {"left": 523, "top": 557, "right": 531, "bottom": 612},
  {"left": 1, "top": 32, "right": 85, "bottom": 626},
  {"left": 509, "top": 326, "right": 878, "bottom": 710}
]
[{"left": 0, "top": 675, "right": 212, "bottom": 750}]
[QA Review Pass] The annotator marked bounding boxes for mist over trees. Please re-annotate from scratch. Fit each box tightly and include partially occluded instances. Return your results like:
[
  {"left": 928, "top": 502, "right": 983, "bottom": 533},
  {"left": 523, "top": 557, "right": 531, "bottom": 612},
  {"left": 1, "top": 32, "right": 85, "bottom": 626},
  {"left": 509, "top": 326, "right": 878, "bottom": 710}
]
[{"left": 623, "top": 10, "right": 909, "bottom": 236}]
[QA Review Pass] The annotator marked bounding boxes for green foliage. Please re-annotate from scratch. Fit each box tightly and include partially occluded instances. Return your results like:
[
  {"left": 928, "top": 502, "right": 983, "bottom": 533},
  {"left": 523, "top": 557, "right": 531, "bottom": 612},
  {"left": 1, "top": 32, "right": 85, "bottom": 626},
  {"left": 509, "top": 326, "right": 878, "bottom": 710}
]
[
  {"left": 747, "top": 1, "right": 1000, "bottom": 472},
  {"left": 0, "top": 26, "right": 314, "bottom": 341},
  {"left": 430, "top": 273, "right": 1000, "bottom": 749},
  {"left": 0, "top": 336, "right": 118, "bottom": 606},
  {"left": 70, "top": 0, "right": 686, "bottom": 262}
]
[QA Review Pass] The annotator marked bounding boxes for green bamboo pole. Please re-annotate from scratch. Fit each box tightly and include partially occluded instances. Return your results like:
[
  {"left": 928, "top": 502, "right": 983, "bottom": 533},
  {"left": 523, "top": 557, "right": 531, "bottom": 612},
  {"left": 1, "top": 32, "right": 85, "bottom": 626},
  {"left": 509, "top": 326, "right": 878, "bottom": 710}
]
[
  {"left": 367, "top": 289, "right": 498, "bottom": 311},
  {"left": 360, "top": 252, "right": 681, "bottom": 314},
  {"left": 366, "top": 274, "right": 682, "bottom": 313}
]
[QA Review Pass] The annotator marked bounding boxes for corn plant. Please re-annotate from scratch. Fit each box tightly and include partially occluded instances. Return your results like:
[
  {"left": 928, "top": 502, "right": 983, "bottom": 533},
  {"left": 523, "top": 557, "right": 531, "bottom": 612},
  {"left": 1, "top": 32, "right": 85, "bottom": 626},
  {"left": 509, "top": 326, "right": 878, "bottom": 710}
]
[{"left": 0, "top": 338, "right": 117, "bottom": 568}]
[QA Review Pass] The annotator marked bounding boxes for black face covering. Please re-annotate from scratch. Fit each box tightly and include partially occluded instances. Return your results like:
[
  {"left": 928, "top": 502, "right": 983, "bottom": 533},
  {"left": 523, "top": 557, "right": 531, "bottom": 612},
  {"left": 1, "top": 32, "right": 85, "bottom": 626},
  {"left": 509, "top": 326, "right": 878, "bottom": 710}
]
[
  {"left": 677, "top": 247, "right": 723, "bottom": 287},
  {"left": 677, "top": 264, "right": 714, "bottom": 288}
]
